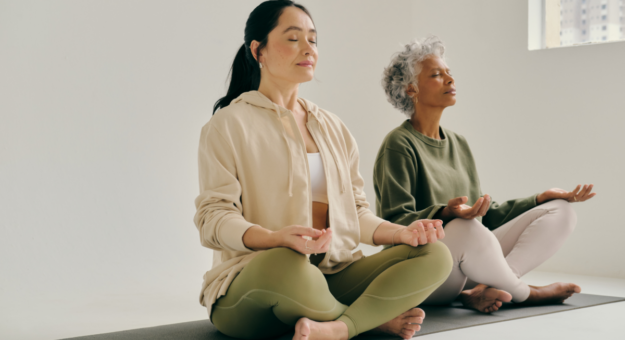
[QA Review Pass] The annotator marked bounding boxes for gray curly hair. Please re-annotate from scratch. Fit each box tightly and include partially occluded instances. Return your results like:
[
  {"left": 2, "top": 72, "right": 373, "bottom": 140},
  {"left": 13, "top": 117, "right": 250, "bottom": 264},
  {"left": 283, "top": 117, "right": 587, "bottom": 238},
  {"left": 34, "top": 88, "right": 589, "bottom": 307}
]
[{"left": 382, "top": 36, "right": 446, "bottom": 118}]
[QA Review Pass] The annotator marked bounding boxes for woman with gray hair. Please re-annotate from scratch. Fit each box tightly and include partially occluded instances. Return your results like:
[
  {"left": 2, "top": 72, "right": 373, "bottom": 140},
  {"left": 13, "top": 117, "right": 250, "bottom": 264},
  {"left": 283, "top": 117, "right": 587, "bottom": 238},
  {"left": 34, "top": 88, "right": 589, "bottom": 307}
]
[{"left": 373, "top": 36, "right": 596, "bottom": 312}]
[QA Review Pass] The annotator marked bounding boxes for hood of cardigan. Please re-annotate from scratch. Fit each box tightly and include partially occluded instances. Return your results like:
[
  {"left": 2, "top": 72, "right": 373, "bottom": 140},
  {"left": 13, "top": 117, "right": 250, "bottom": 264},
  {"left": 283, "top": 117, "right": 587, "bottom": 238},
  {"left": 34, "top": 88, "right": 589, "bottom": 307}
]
[{"left": 231, "top": 90, "right": 322, "bottom": 120}]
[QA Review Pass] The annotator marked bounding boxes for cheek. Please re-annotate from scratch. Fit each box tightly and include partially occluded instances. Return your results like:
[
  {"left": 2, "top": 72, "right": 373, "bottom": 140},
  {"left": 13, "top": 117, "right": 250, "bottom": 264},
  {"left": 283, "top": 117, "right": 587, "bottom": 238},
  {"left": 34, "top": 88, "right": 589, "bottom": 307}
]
[
  {"left": 268, "top": 42, "right": 295, "bottom": 66},
  {"left": 420, "top": 80, "right": 441, "bottom": 98}
]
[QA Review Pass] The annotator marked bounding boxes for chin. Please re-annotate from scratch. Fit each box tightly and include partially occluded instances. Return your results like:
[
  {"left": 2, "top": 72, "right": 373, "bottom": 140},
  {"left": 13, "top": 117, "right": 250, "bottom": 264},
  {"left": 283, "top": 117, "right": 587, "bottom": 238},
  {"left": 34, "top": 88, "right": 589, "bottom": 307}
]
[{"left": 294, "top": 74, "right": 314, "bottom": 84}]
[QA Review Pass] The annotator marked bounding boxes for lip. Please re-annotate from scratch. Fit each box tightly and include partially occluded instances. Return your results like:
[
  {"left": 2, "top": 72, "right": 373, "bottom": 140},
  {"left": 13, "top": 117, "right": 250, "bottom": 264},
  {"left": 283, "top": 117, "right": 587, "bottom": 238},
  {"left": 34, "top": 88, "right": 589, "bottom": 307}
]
[
  {"left": 297, "top": 60, "right": 314, "bottom": 67},
  {"left": 445, "top": 89, "right": 456, "bottom": 94}
]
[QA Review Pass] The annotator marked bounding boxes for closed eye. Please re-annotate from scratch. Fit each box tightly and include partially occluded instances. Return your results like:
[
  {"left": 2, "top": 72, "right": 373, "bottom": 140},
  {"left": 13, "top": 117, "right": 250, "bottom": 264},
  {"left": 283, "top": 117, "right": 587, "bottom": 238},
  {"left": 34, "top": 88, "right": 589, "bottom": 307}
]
[{"left": 290, "top": 39, "right": 317, "bottom": 44}]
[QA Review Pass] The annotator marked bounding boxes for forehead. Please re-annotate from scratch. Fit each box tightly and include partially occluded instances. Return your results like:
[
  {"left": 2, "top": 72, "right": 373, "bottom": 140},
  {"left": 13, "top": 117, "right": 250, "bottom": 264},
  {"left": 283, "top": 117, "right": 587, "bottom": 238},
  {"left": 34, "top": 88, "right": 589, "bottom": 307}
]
[
  {"left": 420, "top": 55, "right": 448, "bottom": 70},
  {"left": 275, "top": 6, "right": 315, "bottom": 32}
]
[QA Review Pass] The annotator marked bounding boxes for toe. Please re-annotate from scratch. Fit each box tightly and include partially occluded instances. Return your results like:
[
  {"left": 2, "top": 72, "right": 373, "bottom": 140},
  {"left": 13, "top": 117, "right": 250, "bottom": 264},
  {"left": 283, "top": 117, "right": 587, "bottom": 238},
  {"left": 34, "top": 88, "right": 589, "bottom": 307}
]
[
  {"left": 404, "top": 323, "right": 421, "bottom": 332},
  {"left": 406, "top": 308, "right": 425, "bottom": 318},
  {"left": 405, "top": 316, "right": 423, "bottom": 325},
  {"left": 400, "top": 329, "right": 415, "bottom": 339}
]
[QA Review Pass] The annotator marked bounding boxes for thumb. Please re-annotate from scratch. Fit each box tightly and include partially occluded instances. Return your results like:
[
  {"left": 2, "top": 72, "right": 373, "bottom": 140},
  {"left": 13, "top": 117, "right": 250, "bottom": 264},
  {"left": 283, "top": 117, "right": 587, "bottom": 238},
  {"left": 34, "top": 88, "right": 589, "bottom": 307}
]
[{"left": 294, "top": 226, "right": 322, "bottom": 237}]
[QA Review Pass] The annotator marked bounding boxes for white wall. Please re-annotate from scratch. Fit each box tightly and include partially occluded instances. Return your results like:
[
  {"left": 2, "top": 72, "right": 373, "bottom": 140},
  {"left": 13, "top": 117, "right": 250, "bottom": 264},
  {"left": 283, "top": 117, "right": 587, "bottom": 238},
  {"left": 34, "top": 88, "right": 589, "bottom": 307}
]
[
  {"left": 1, "top": 1, "right": 623, "bottom": 337},
  {"left": 0, "top": 1, "right": 414, "bottom": 338},
  {"left": 407, "top": 0, "right": 625, "bottom": 278}
]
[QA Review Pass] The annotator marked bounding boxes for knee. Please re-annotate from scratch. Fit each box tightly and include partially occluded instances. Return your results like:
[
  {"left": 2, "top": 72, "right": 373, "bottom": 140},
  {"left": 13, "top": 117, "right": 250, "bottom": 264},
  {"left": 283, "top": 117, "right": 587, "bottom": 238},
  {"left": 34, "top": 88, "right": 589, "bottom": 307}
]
[
  {"left": 545, "top": 199, "right": 577, "bottom": 233},
  {"left": 246, "top": 247, "right": 311, "bottom": 287},
  {"left": 400, "top": 242, "right": 453, "bottom": 279},
  {"left": 445, "top": 218, "right": 498, "bottom": 243}
]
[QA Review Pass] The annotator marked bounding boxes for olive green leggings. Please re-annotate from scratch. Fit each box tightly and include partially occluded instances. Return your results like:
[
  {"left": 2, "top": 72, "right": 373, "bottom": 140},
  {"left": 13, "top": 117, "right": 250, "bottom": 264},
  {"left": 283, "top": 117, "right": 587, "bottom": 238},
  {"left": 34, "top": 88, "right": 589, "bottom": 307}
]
[{"left": 211, "top": 242, "right": 452, "bottom": 339}]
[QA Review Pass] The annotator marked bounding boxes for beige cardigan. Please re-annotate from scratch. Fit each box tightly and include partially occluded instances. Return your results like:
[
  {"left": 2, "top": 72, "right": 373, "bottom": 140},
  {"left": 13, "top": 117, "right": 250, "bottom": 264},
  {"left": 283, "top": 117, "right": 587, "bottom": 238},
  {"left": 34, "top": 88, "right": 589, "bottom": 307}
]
[{"left": 194, "top": 91, "right": 386, "bottom": 319}]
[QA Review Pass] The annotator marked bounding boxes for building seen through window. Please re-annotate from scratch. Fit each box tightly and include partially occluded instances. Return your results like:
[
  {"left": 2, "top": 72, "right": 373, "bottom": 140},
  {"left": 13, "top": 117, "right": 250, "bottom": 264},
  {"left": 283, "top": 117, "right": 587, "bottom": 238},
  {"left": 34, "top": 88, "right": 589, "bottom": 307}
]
[
  {"left": 530, "top": 0, "right": 624, "bottom": 49},
  {"left": 560, "top": 0, "right": 624, "bottom": 46}
]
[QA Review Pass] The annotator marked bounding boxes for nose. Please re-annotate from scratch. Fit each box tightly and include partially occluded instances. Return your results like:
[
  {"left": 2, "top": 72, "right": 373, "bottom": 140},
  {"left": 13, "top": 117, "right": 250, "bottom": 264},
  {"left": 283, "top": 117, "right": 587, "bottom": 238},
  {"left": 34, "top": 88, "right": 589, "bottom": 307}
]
[{"left": 302, "top": 41, "right": 316, "bottom": 56}]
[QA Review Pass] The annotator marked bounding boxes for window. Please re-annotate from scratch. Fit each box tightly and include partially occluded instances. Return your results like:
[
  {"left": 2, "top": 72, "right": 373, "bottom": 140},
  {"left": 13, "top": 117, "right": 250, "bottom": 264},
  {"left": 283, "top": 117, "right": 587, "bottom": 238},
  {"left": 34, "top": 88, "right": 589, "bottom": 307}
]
[{"left": 529, "top": 0, "right": 625, "bottom": 49}]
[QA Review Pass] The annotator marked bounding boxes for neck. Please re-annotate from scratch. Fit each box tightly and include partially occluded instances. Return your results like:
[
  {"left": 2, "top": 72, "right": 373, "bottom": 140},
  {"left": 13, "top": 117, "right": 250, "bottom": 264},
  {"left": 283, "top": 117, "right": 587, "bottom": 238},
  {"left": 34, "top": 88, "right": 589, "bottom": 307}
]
[
  {"left": 257, "top": 76, "right": 300, "bottom": 112},
  {"left": 410, "top": 103, "right": 444, "bottom": 139}
]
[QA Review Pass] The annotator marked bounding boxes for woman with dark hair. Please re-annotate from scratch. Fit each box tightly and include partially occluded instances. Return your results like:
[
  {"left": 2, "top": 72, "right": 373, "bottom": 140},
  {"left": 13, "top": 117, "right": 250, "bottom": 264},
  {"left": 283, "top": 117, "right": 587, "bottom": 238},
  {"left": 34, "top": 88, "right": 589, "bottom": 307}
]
[
  {"left": 374, "top": 36, "right": 595, "bottom": 313},
  {"left": 194, "top": 2, "right": 452, "bottom": 340}
]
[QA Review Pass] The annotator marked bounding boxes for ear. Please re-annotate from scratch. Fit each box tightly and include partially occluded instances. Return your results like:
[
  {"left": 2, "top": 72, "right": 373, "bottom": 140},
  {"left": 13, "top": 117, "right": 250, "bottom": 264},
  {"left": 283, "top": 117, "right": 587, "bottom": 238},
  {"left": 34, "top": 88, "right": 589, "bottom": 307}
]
[
  {"left": 406, "top": 83, "right": 419, "bottom": 99},
  {"left": 250, "top": 40, "right": 262, "bottom": 63}
]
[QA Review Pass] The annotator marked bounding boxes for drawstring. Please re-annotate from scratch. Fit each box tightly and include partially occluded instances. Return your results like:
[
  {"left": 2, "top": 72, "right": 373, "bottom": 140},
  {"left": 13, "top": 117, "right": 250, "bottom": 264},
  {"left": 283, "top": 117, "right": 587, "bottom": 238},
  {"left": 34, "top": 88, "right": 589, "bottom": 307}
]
[
  {"left": 319, "top": 119, "right": 347, "bottom": 194},
  {"left": 274, "top": 103, "right": 294, "bottom": 197}
]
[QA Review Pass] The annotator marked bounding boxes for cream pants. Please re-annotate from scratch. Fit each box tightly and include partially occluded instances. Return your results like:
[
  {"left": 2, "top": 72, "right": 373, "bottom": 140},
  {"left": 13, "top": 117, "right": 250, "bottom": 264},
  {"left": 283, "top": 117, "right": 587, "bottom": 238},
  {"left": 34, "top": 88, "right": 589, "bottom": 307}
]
[{"left": 423, "top": 199, "right": 577, "bottom": 303}]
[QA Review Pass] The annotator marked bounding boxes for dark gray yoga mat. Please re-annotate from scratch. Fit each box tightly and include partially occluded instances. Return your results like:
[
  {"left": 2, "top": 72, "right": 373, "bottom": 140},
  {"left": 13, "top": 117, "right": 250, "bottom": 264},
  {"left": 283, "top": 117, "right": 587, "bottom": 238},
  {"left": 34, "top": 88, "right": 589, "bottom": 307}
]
[{"left": 62, "top": 293, "right": 625, "bottom": 340}]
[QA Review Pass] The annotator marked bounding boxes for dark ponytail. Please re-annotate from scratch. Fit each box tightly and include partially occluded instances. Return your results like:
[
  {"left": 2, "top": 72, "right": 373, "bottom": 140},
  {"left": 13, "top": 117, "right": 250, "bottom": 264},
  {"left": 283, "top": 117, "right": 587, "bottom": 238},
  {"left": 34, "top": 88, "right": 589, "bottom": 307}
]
[{"left": 213, "top": 0, "right": 313, "bottom": 114}]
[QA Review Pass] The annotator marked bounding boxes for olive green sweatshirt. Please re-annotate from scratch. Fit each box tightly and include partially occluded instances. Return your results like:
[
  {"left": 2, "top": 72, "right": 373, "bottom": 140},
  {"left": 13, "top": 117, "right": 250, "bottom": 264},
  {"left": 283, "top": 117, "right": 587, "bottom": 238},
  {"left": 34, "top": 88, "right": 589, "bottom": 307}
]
[{"left": 374, "top": 120, "right": 537, "bottom": 230}]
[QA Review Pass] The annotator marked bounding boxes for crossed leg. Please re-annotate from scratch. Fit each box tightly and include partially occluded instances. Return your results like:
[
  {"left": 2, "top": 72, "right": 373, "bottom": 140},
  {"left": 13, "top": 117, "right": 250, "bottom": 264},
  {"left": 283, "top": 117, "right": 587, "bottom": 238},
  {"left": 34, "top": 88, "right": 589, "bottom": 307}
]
[
  {"left": 211, "top": 242, "right": 452, "bottom": 340},
  {"left": 423, "top": 199, "right": 580, "bottom": 312}
]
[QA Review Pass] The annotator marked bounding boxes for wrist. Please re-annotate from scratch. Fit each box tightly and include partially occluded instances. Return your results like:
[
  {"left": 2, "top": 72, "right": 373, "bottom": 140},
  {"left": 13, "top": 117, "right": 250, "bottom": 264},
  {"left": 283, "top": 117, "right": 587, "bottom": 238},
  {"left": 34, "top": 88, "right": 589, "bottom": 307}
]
[
  {"left": 536, "top": 193, "right": 546, "bottom": 205},
  {"left": 391, "top": 228, "right": 403, "bottom": 246},
  {"left": 268, "top": 230, "right": 282, "bottom": 248},
  {"left": 438, "top": 206, "right": 453, "bottom": 222}
]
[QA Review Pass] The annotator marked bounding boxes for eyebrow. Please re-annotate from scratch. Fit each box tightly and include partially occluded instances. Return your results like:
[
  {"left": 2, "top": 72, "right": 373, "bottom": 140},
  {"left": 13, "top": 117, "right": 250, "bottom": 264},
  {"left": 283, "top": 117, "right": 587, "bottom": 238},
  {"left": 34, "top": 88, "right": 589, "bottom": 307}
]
[
  {"left": 283, "top": 26, "right": 317, "bottom": 34},
  {"left": 430, "top": 68, "right": 451, "bottom": 72}
]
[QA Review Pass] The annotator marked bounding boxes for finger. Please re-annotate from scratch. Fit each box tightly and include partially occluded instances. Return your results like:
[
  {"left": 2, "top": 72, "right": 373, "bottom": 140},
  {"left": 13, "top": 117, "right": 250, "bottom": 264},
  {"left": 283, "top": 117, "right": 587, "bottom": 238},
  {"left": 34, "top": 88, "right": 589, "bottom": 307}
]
[
  {"left": 583, "top": 192, "right": 597, "bottom": 201},
  {"left": 448, "top": 196, "right": 467, "bottom": 208},
  {"left": 294, "top": 226, "right": 323, "bottom": 238},
  {"left": 316, "top": 228, "right": 333, "bottom": 246},
  {"left": 478, "top": 194, "right": 490, "bottom": 216},
  {"left": 435, "top": 223, "right": 445, "bottom": 239},
  {"left": 316, "top": 229, "right": 333, "bottom": 252},
  {"left": 416, "top": 223, "right": 428, "bottom": 245},
  {"left": 579, "top": 184, "right": 593, "bottom": 200},
  {"left": 570, "top": 184, "right": 582, "bottom": 197},
  {"left": 415, "top": 219, "right": 442, "bottom": 227},
  {"left": 426, "top": 223, "right": 437, "bottom": 243},
  {"left": 308, "top": 231, "right": 332, "bottom": 254},
  {"left": 469, "top": 197, "right": 483, "bottom": 218}
]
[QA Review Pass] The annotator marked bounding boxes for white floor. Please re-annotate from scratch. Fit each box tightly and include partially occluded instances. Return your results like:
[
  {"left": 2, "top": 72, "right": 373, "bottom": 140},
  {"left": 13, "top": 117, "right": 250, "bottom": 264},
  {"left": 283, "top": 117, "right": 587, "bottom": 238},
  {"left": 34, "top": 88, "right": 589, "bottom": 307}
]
[{"left": 2, "top": 271, "right": 624, "bottom": 340}]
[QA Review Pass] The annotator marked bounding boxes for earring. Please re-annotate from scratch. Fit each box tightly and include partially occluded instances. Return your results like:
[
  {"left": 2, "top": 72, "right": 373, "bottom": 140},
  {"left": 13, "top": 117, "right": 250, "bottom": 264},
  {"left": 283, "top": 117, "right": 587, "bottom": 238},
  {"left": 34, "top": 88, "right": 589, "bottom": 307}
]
[{"left": 259, "top": 62, "right": 263, "bottom": 69}]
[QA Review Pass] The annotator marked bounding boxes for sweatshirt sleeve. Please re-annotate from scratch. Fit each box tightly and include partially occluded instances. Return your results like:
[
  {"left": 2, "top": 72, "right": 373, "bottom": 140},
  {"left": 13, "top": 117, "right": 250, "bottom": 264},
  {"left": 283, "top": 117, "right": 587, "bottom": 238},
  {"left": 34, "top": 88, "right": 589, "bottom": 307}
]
[
  {"left": 193, "top": 123, "right": 256, "bottom": 253},
  {"left": 345, "top": 131, "right": 386, "bottom": 246},
  {"left": 481, "top": 194, "right": 539, "bottom": 231},
  {"left": 374, "top": 148, "right": 445, "bottom": 227}
]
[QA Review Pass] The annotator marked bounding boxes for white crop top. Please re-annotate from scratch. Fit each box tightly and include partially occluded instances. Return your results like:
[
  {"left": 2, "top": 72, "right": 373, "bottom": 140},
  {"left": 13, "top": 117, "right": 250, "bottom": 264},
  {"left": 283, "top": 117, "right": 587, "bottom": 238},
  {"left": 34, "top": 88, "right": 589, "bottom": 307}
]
[{"left": 307, "top": 153, "right": 328, "bottom": 204}]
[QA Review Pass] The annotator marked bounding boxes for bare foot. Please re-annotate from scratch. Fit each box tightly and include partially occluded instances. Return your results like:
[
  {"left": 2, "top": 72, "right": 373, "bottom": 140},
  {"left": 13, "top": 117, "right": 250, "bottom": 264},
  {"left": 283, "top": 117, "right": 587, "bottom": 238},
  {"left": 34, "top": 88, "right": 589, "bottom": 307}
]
[
  {"left": 519, "top": 282, "right": 581, "bottom": 305},
  {"left": 293, "top": 318, "right": 348, "bottom": 340},
  {"left": 459, "top": 283, "right": 512, "bottom": 313},
  {"left": 370, "top": 308, "right": 425, "bottom": 339}
]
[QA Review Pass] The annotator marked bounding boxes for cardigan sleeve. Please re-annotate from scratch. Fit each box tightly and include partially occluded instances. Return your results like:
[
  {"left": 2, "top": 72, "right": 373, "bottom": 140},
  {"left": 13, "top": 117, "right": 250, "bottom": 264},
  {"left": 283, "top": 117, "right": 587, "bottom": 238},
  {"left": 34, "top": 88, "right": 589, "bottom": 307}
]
[
  {"left": 481, "top": 194, "right": 539, "bottom": 231},
  {"left": 193, "top": 123, "right": 256, "bottom": 253},
  {"left": 373, "top": 147, "right": 445, "bottom": 227},
  {"left": 344, "top": 129, "right": 386, "bottom": 246}
]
